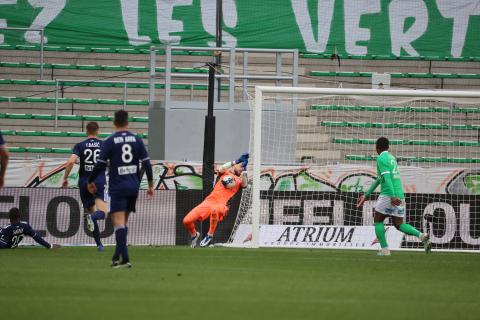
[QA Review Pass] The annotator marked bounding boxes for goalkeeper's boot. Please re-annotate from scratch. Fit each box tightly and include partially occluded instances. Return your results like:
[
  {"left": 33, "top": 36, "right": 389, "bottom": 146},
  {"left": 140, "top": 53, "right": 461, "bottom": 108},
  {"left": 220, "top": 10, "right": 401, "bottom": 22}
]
[
  {"left": 420, "top": 233, "right": 432, "bottom": 254},
  {"left": 200, "top": 234, "right": 213, "bottom": 247},
  {"left": 377, "top": 248, "right": 391, "bottom": 256},
  {"left": 84, "top": 214, "right": 95, "bottom": 232},
  {"left": 97, "top": 245, "right": 105, "bottom": 252},
  {"left": 190, "top": 232, "right": 200, "bottom": 248}
]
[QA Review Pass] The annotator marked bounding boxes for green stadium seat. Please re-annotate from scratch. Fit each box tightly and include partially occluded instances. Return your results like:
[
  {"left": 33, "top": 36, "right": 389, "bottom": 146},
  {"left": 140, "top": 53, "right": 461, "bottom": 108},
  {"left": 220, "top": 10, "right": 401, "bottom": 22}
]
[
  {"left": 309, "top": 105, "right": 480, "bottom": 113},
  {"left": 16, "top": 131, "right": 41, "bottom": 136},
  {"left": 57, "top": 115, "right": 82, "bottom": 121},
  {"left": 6, "top": 113, "right": 33, "bottom": 119},
  {"left": 345, "top": 154, "right": 480, "bottom": 163},
  {"left": 310, "top": 71, "right": 480, "bottom": 79},
  {"left": 335, "top": 138, "right": 480, "bottom": 147}
]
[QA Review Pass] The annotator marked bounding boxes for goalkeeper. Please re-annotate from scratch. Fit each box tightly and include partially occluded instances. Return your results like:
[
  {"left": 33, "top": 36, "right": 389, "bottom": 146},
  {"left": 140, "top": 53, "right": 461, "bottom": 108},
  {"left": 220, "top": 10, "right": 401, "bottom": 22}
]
[
  {"left": 356, "top": 137, "right": 432, "bottom": 255},
  {"left": 183, "top": 153, "right": 249, "bottom": 248}
]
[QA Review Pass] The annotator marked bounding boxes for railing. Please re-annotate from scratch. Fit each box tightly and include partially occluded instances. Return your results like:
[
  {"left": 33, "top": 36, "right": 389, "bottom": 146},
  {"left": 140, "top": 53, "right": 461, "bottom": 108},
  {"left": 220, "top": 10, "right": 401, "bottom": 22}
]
[
  {"left": 149, "top": 45, "right": 299, "bottom": 107},
  {"left": 0, "top": 27, "right": 45, "bottom": 79}
]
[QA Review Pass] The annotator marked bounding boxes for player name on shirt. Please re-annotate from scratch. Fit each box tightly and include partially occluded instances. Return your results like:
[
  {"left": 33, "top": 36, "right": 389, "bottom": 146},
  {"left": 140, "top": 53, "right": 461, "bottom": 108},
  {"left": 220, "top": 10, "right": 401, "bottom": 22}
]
[
  {"left": 114, "top": 136, "right": 137, "bottom": 144},
  {"left": 86, "top": 141, "right": 101, "bottom": 148}
]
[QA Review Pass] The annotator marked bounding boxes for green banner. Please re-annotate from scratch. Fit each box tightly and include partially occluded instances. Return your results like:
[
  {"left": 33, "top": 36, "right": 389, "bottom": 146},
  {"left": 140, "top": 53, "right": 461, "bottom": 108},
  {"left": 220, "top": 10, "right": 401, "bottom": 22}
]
[{"left": 1, "top": 0, "right": 479, "bottom": 58}]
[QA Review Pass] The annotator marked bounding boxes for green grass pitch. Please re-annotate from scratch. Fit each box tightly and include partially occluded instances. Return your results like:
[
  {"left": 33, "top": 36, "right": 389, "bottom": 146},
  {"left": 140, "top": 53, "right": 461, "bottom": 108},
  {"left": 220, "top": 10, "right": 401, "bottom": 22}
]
[{"left": 1, "top": 247, "right": 479, "bottom": 320}]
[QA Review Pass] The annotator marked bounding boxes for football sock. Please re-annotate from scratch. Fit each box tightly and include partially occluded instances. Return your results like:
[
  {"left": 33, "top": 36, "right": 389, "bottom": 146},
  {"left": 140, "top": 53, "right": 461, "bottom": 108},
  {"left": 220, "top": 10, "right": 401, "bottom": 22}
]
[
  {"left": 91, "top": 211, "right": 105, "bottom": 247},
  {"left": 374, "top": 222, "right": 388, "bottom": 248},
  {"left": 122, "top": 228, "right": 129, "bottom": 263},
  {"left": 114, "top": 225, "right": 126, "bottom": 261},
  {"left": 399, "top": 223, "right": 421, "bottom": 237}
]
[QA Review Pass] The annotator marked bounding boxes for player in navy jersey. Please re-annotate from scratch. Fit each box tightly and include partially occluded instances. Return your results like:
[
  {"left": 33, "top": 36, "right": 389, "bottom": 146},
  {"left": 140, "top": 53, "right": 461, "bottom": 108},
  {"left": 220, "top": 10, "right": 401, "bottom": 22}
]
[
  {"left": 0, "top": 208, "right": 60, "bottom": 249},
  {"left": 88, "top": 110, "right": 154, "bottom": 268},
  {"left": 62, "top": 122, "right": 107, "bottom": 251},
  {"left": 0, "top": 132, "right": 9, "bottom": 188}
]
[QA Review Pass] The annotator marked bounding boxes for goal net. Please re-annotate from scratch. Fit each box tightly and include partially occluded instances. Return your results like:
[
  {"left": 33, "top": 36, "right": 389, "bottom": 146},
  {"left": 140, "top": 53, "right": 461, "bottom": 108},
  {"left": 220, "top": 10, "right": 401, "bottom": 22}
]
[{"left": 227, "top": 87, "right": 480, "bottom": 252}]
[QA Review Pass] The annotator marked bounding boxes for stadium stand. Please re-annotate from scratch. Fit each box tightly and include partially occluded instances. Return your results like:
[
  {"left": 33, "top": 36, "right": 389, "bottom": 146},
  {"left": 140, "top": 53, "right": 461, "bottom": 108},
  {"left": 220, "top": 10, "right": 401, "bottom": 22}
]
[{"left": 1, "top": 45, "right": 480, "bottom": 160}]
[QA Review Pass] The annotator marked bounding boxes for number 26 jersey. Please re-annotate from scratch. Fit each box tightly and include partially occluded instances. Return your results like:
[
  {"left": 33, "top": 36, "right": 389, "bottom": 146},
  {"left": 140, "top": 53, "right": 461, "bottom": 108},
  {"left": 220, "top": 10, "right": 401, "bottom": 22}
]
[{"left": 73, "top": 137, "right": 105, "bottom": 185}]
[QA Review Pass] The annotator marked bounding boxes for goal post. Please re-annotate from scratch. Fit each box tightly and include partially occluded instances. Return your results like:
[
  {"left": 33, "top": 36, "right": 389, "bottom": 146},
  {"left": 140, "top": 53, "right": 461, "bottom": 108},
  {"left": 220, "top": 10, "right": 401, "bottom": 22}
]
[{"left": 229, "top": 86, "right": 480, "bottom": 252}]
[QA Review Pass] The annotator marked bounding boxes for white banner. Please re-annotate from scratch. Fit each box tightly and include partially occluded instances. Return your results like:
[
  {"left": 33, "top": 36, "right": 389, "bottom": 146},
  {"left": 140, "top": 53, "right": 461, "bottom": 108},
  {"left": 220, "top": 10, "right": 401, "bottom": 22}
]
[
  {"left": 232, "top": 224, "right": 404, "bottom": 250},
  {"left": 0, "top": 188, "right": 176, "bottom": 246}
]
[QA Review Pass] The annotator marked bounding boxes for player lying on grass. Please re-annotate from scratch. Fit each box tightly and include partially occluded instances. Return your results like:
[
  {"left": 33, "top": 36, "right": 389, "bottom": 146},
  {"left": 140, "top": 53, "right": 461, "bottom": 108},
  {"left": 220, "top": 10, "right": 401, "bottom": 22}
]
[
  {"left": 0, "top": 208, "right": 61, "bottom": 249},
  {"left": 183, "top": 153, "right": 249, "bottom": 248},
  {"left": 357, "top": 137, "right": 432, "bottom": 255},
  {"left": 0, "top": 132, "right": 9, "bottom": 188},
  {"left": 62, "top": 122, "right": 108, "bottom": 251},
  {"left": 88, "top": 110, "right": 154, "bottom": 268}
]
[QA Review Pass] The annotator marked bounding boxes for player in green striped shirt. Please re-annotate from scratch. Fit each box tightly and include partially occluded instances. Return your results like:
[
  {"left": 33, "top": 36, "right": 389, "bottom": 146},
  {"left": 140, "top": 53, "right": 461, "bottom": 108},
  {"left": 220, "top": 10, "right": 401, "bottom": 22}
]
[{"left": 357, "top": 137, "right": 432, "bottom": 255}]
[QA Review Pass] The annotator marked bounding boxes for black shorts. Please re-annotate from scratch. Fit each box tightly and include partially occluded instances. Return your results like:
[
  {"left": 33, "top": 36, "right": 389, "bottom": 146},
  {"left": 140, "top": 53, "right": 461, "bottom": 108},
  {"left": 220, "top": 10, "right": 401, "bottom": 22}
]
[
  {"left": 110, "top": 194, "right": 137, "bottom": 214},
  {"left": 79, "top": 180, "right": 105, "bottom": 210}
]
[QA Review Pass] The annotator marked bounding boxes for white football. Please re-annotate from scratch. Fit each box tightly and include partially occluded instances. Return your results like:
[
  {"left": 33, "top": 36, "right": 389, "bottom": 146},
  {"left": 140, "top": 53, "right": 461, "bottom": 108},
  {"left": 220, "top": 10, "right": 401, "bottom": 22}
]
[{"left": 221, "top": 176, "right": 236, "bottom": 189}]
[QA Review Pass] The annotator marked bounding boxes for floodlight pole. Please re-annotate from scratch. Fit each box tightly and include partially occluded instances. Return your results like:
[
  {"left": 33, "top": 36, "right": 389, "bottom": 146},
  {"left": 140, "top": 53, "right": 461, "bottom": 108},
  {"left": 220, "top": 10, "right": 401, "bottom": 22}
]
[
  {"left": 215, "top": 0, "right": 222, "bottom": 102},
  {"left": 202, "top": 62, "right": 217, "bottom": 198}
]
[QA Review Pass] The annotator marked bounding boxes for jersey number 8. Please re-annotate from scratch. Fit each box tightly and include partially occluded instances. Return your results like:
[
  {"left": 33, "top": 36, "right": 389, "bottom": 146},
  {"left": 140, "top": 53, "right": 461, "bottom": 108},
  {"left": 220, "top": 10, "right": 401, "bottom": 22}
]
[{"left": 122, "top": 144, "right": 133, "bottom": 163}]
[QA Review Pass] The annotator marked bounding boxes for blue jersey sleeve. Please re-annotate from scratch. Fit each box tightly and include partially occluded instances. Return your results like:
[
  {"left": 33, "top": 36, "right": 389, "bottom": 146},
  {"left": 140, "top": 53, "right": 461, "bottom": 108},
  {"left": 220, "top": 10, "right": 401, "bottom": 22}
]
[
  {"left": 138, "top": 138, "right": 153, "bottom": 181},
  {"left": 0, "top": 133, "right": 4, "bottom": 148},
  {"left": 23, "top": 223, "right": 35, "bottom": 237},
  {"left": 23, "top": 223, "right": 51, "bottom": 248},
  {"left": 0, "top": 228, "right": 9, "bottom": 248},
  {"left": 72, "top": 143, "right": 81, "bottom": 156}
]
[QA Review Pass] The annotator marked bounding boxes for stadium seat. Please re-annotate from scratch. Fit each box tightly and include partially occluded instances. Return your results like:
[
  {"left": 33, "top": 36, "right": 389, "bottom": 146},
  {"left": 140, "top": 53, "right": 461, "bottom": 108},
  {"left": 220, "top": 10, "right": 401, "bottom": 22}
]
[
  {"left": 0, "top": 61, "right": 208, "bottom": 74},
  {"left": 0, "top": 96, "right": 149, "bottom": 105},
  {"left": 0, "top": 44, "right": 213, "bottom": 56},
  {"left": 320, "top": 121, "right": 480, "bottom": 130},
  {"left": 310, "top": 71, "right": 480, "bottom": 79},
  {"left": 334, "top": 138, "right": 480, "bottom": 147},
  {"left": 0, "top": 129, "right": 148, "bottom": 138},
  {"left": 309, "top": 105, "right": 480, "bottom": 113},
  {"left": 300, "top": 52, "right": 480, "bottom": 62},
  {"left": 0, "top": 113, "right": 148, "bottom": 122},
  {"left": 0, "top": 78, "right": 228, "bottom": 91},
  {"left": 345, "top": 154, "right": 480, "bottom": 163}
]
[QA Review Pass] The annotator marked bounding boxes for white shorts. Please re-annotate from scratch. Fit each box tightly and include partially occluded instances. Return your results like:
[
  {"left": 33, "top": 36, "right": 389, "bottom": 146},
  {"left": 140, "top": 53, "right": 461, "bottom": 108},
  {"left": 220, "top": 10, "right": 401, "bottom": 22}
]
[{"left": 374, "top": 195, "right": 406, "bottom": 217}]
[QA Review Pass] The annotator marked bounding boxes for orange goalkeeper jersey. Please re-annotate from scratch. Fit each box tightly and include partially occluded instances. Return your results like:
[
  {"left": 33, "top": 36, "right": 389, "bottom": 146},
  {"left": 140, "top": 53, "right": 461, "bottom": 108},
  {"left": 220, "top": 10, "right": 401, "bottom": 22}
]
[{"left": 204, "top": 172, "right": 242, "bottom": 205}]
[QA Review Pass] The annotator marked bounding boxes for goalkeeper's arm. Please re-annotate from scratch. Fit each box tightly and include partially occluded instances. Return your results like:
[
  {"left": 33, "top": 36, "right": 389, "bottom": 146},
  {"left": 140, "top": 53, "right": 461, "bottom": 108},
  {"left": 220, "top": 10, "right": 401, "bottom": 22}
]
[
  {"left": 240, "top": 171, "right": 248, "bottom": 188},
  {"left": 218, "top": 161, "right": 235, "bottom": 174}
]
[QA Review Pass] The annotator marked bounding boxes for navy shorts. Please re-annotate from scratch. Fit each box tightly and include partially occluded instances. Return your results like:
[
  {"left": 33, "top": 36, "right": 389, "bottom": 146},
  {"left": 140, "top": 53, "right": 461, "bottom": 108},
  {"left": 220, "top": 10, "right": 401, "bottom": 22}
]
[
  {"left": 110, "top": 194, "right": 137, "bottom": 214},
  {"left": 79, "top": 180, "right": 105, "bottom": 210}
]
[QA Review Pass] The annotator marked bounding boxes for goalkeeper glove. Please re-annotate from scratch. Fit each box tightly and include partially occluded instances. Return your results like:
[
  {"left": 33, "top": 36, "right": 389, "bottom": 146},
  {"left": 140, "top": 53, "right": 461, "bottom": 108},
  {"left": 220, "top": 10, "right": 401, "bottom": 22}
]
[{"left": 235, "top": 153, "right": 249, "bottom": 166}]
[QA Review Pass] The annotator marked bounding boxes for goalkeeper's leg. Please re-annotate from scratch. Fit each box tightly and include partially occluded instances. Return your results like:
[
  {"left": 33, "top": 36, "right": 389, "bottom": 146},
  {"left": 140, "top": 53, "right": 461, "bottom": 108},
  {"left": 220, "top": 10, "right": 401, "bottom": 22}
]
[{"left": 183, "top": 204, "right": 210, "bottom": 248}]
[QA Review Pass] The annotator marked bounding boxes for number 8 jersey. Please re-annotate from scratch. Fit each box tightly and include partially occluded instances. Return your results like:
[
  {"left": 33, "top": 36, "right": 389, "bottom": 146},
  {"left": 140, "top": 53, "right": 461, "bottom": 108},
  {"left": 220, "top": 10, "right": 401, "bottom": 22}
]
[
  {"left": 73, "top": 137, "right": 105, "bottom": 185},
  {"left": 98, "top": 131, "right": 149, "bottom": 197}
]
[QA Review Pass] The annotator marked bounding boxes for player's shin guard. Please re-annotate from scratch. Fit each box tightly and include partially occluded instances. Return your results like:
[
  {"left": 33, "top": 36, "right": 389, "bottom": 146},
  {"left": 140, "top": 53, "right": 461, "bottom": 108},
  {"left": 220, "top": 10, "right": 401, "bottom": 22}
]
[
  {"left": 374, "top": 222, "right": 388, "bottom": 248},
  {"left": 399, "top": 223, "right": 421, "bottom": 237},
  {"left": 114, "top": 225, "right": 128, "bottom": 262},
  {"left": 91, "top": 211, "right": 105, "bottom": 247}
]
